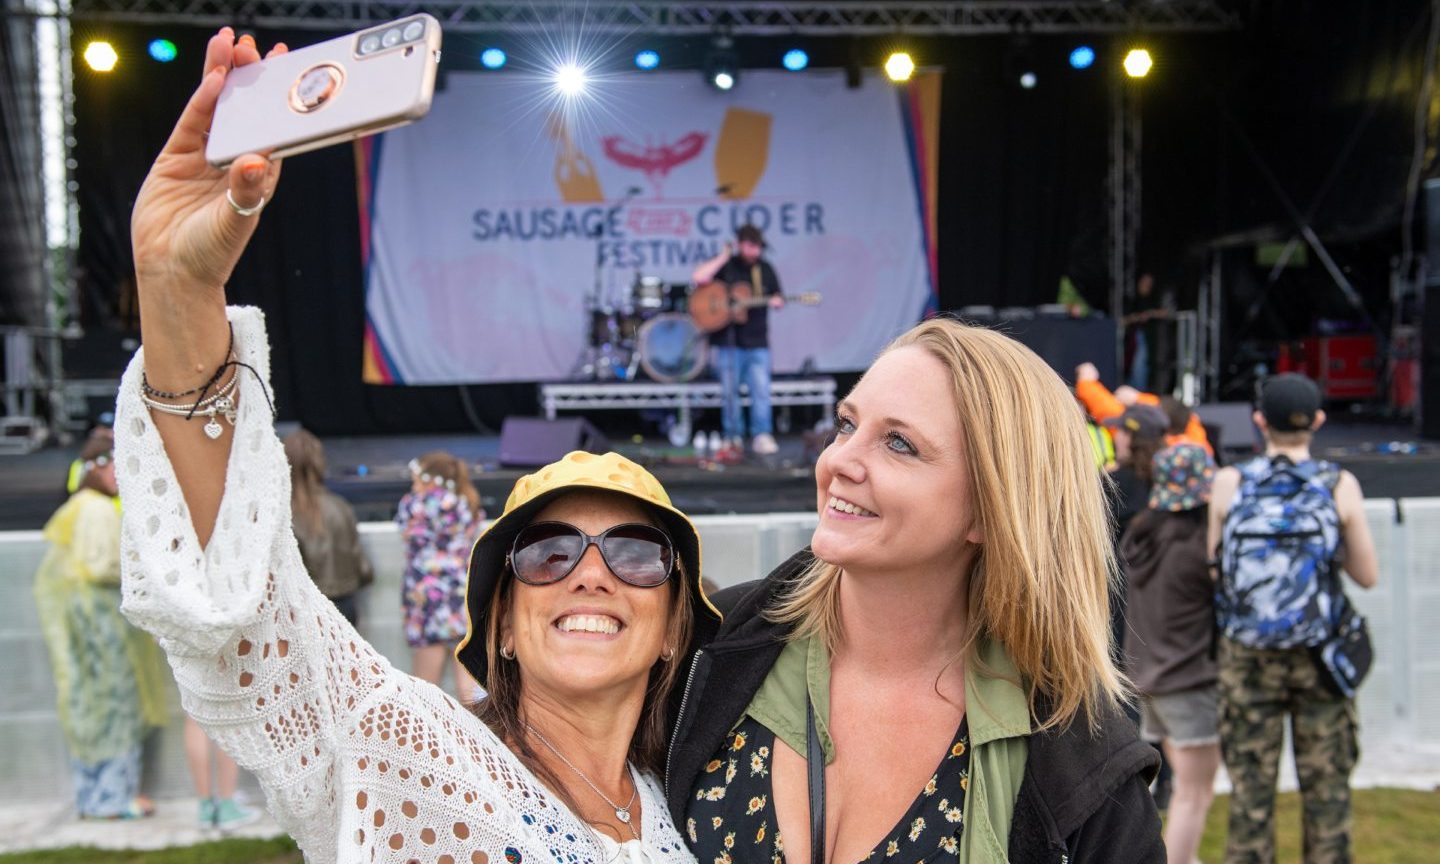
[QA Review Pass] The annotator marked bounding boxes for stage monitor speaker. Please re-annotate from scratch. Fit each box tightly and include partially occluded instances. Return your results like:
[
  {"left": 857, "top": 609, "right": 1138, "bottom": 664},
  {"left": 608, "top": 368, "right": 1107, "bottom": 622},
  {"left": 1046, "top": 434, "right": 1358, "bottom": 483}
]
[
  {"left": 1196, "top": 402, "right": 1260, "bottom": 459},
  {"left": 498, "top": 417, "right": 609, "bottom": 468}
]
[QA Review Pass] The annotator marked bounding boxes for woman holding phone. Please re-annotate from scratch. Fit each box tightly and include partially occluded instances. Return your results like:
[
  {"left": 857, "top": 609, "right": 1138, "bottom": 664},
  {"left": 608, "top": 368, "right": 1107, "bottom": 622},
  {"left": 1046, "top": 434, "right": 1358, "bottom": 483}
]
[{"left": 120, "top": 29, "right": 715, "bottom": 862}]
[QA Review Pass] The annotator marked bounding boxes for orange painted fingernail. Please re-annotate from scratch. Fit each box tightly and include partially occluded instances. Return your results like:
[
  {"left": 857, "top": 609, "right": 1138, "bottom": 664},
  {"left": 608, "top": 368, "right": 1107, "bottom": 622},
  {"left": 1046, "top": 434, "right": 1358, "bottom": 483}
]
[
  {"left": 242, "top": 162, "right": 265, "bottom": 182},
  {"left": 239, "top": 34, "right": 256, "bottom": 47}
]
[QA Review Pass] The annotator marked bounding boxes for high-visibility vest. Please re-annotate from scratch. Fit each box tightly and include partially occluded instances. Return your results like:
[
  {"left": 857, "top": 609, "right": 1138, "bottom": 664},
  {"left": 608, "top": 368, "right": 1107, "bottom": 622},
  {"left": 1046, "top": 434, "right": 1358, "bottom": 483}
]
[{"left": 1088, "top": 423, "right": 1116, "bottom": 469}]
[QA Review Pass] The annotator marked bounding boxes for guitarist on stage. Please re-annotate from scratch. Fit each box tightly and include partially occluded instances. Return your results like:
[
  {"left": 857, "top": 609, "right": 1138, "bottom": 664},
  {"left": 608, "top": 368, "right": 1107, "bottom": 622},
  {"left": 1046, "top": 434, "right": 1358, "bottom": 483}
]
[{"left": 692, "top": 224, "right": 785, "bottom": 458}]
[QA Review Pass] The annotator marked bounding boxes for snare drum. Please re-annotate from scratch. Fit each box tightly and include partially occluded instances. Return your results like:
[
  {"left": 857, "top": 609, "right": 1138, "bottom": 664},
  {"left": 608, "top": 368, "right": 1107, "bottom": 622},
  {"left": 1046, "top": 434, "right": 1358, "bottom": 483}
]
[{"left": 637, "top": 313, "right": 707, "bottom": 383}]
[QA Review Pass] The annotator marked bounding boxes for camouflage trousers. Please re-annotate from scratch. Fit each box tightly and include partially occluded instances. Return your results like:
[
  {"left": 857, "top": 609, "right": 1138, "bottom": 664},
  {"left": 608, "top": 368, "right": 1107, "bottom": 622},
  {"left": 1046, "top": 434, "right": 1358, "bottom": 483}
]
[{"left": 1218, "top": 638, "right": 1359, "bottom": 864}]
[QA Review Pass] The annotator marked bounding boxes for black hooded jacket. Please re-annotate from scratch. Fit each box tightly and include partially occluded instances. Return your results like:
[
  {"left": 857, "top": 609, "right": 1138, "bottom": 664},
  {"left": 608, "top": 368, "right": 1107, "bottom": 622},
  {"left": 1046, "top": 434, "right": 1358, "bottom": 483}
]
[{"left": 665, "top": 551, "right": 1164, "bottom": 864}]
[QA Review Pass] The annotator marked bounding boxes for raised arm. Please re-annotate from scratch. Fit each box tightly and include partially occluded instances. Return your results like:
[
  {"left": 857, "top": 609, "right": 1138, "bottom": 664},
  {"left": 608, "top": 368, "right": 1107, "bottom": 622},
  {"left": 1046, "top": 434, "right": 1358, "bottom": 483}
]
[
  {"left": 129, "top": 30, "right": 285, "bottom": 548},
  {"left": 692, "top": 243, "right": 732, "bottom": 285}
]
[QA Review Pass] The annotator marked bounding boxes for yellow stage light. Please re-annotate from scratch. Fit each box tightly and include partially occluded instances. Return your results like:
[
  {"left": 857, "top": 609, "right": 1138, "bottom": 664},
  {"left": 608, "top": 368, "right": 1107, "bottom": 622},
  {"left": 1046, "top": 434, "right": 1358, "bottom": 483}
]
[
  {"left": 84, "top": 41, "right": 119, "bottom": 72},
  {"left": 1123, "top": 48, "right": 1153, "bottom": 79},
  {"left": 885, "top": 52, "right": 915, "bottom": 83}
]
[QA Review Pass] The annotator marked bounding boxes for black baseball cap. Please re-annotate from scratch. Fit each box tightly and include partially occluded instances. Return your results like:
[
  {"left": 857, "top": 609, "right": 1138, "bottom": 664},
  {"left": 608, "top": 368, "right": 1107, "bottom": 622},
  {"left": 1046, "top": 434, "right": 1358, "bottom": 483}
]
[
  {"left": 1102, "top": 403, "right": 1168, "bottom": 440},
  {"left": 1259, "top": 373, "right": 1322, "bottom": 432}
]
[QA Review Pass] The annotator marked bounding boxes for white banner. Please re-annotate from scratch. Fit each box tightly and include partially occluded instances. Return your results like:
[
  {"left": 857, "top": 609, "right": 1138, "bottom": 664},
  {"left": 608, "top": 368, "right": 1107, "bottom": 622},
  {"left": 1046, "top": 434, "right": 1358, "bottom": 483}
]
[{"left": 362, "top": 69, "right": 937, "bottom": 384}]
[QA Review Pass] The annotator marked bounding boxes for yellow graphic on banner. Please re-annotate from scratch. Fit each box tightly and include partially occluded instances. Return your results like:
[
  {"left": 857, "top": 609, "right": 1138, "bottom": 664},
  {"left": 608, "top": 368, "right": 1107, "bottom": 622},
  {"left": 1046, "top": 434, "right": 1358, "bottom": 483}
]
[
  {"left": 547, "top": 113, "right": 605, "bottom": 203},
  {"left": 713, "top": 107, "right": 771, "bottom": 199}
]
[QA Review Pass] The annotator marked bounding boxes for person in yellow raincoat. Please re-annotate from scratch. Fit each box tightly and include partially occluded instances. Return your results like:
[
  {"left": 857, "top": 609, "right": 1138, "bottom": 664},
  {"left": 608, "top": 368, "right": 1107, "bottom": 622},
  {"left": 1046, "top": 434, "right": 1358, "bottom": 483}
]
[{"left": 35, "top": 437, "right": 169, "bottom": 819}]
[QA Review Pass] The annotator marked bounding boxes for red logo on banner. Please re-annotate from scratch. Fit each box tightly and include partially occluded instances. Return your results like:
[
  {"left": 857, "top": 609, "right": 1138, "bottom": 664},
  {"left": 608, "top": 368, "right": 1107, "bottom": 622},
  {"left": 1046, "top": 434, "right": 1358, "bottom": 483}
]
[{"left": 601, "top": 132, "right": 708, "bottom": 197}]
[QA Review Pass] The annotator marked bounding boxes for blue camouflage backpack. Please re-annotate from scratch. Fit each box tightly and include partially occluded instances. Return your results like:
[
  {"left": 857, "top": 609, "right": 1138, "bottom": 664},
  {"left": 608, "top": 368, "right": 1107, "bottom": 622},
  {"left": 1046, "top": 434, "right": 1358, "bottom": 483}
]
[{"left": 1216, "top": 456, "right": 1344, "bottom": 649}]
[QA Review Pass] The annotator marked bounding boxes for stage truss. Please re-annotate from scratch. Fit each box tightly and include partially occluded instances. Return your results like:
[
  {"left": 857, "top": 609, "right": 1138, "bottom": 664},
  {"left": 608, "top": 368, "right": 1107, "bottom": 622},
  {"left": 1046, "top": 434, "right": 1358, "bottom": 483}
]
[{"left": 57, "top": 0, "right": 1240, "bottom": 35}]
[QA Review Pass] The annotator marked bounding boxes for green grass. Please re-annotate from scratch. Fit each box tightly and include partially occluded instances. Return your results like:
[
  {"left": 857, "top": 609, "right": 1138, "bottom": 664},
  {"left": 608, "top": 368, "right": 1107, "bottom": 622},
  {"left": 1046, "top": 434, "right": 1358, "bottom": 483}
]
[
  {"left": 1, "top": 789, "right": 1435, "bottom": 863},
  {"left": 1193, "top": 789, "right": 1440, "bottom": 863},
  {"left": 0, "top": 837, "right": 301, "bottom": 864}
]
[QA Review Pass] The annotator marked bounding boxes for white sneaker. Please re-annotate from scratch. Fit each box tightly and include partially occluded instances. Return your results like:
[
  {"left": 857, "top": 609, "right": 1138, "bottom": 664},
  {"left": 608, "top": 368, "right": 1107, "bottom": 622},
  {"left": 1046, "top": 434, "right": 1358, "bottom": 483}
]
[{"left": 752, "top": 433, "right": 779, "bottom": 455}]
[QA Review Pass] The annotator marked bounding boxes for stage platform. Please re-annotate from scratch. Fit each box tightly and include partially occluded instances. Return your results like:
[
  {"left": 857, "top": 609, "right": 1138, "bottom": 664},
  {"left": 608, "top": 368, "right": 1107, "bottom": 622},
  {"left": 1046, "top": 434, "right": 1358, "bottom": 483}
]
[{"left": 1, "top": 420, "right": 1439, "bottom": 530}]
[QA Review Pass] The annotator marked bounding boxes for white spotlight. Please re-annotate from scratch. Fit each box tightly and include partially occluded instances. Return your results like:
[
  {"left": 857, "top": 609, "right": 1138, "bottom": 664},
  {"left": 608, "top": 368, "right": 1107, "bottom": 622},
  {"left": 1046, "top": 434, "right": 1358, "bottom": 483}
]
[
  {"left": 555, "top": 63, "right": 587, "bottom": 95},
  {"left": 713, "top": 70, "right": 735, "bottom": 91}
]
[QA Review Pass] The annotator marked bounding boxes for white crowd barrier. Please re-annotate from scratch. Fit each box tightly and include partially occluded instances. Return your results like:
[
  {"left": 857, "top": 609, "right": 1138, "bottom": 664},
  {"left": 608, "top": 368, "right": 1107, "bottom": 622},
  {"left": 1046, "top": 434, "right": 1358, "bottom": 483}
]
[{"left": 0, "top": 503, "right": 1434, "bottom": 805}]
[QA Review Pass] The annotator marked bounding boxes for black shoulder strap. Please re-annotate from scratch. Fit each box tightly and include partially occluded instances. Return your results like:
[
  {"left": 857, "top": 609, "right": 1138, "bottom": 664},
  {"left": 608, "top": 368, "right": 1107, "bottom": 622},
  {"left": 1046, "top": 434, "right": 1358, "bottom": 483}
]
[{"left": 807, "top": 695, "right": 826, "bottom": 864}]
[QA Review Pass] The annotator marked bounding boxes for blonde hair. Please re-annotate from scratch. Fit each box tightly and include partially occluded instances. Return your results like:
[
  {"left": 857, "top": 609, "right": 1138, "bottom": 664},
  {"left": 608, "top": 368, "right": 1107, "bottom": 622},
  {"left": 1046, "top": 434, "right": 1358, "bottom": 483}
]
[{"left": 770, "top": 318, "right": 1126, "bottom": 731}]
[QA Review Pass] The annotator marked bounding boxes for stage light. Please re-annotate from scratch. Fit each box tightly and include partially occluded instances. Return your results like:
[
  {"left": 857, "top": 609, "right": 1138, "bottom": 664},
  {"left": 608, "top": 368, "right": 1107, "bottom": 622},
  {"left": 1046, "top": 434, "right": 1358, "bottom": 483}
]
[
  {"left": 1019, "top": 71, "right": 1037, "bottom": 89},
  {"left": 1069, "top": 45, "right": 1095, "bottom": 70},
  {"left": 148, "top": 39, "right": 177, "bottom": 63},
  {"left": 706, "top": 34, "right": 738, "bottom": 91},
  {"left": 782, "top": 49, "right": 809, "bottom": 72},
  {"left": 884, "top": 52, "right": 915, "bottom": 83},
  {"left": 1124, "top": 48, "right": 1153, "bottom": 79},
  {"left": 84, "top": 41, "right": 118, "bottom": 72},
  {"left": 554, "top": 63, "right": 587, "bottom": 95},
  {"left": 480, "top": 47, "right": 506, "bottom": 69},
  {"left": 635, "top": 49, "right": 660, "bottom": 70}
]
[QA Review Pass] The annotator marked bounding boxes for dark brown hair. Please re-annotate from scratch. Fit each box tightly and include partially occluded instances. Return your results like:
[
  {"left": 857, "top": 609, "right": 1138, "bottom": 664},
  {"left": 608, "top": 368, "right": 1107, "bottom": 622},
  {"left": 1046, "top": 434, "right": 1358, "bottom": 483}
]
[
  {"left": 282, "top": 428, "right": 327, "bottom": 536},
  {"left": 470, "top": 516, "right": 693, "bottom": 812},
  {"left": 1157, "top": 396, "right": 1192, "bottom": 437}
]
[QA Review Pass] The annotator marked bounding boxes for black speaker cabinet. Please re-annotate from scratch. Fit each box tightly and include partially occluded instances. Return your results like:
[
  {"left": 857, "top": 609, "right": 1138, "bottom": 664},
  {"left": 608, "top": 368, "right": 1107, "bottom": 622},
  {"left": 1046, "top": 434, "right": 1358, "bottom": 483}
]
[{"left": 498, "top": 417, "right": 609, "bottom": 468}]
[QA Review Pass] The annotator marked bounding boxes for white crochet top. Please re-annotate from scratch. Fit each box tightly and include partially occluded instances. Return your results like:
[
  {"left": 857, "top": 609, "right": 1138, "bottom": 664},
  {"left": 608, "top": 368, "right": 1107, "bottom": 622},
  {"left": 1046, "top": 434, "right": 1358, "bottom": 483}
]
[{"left": 115, "top": 307, "right": 694, "bottom": 864}]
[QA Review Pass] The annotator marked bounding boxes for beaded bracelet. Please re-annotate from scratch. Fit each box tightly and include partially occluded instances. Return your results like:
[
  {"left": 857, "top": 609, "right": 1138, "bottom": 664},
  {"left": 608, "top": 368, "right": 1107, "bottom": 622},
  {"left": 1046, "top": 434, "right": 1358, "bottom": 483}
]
[
  {"left": 141, "top": 324, "right": 236, "bottom": 400},
  {"left": 140, "top": 368, "right": 241, "bottom": 440}
]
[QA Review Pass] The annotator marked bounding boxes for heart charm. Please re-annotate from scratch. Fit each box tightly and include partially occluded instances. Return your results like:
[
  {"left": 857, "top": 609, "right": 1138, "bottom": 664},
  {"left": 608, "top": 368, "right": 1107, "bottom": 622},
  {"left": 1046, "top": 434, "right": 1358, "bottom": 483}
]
[{"left": 204, "top": 417, "right": 223, "bottom": 439}]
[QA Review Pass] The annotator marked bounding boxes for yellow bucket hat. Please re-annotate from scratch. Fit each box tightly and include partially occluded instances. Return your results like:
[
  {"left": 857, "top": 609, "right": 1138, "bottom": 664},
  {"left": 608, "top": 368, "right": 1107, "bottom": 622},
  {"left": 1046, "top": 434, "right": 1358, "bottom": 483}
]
[{"left": 456, "top": 450, "right": 720, "bottom": 684}]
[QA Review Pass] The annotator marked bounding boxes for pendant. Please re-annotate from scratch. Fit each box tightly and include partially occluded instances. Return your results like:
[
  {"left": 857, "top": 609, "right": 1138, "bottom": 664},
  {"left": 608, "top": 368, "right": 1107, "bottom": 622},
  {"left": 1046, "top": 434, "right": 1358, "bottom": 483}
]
[
  {"left": 204, "top": 414, "right": 224, "bottom": 439},
  {"left": 615, "top": 808, "right": 631, "bottom": 824}
]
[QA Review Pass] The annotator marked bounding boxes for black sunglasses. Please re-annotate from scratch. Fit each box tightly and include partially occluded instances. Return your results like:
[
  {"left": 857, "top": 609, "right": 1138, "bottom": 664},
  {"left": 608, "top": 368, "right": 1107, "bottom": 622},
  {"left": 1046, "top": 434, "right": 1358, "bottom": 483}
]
[{"left": 508, "top": 521, "right": 675, "bottom": 588}]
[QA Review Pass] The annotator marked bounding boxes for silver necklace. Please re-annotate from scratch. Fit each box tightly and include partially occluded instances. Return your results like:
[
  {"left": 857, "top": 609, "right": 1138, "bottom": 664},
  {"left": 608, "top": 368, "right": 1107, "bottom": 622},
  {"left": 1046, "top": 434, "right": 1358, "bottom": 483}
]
[{"left": 526, "top": 723, "right": 639, "bottom": 839}]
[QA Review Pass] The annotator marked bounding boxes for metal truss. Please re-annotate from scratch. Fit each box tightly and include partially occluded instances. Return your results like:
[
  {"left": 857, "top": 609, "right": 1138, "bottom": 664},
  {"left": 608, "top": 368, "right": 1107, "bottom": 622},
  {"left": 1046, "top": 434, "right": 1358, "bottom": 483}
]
[{"left": 58, "top": 1, "right": 1241, "bottom": 36}]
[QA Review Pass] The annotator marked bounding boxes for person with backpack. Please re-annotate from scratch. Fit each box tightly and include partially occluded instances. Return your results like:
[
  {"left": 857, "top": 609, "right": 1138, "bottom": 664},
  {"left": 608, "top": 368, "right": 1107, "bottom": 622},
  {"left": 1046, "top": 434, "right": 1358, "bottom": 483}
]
[{"left": 1207, "top": 373, "right": 1379, "bottom": 864}]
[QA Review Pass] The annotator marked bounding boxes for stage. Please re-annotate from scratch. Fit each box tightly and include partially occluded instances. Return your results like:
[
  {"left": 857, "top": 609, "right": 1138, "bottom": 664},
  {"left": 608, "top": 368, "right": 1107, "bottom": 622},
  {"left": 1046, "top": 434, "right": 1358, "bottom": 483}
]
[{"left": 2, "top": 420, "right": 1438, "bottom": 531}]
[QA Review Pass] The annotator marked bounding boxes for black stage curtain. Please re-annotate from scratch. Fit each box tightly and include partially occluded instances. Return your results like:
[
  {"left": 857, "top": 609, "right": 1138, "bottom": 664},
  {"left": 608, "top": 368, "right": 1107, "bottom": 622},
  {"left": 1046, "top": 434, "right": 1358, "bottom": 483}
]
[
  {"left": 0, "top": 8, "right": 48, "bottom": 327},
  {"left": 68, "top": 1, "right": 1428, "bottom": 434}
]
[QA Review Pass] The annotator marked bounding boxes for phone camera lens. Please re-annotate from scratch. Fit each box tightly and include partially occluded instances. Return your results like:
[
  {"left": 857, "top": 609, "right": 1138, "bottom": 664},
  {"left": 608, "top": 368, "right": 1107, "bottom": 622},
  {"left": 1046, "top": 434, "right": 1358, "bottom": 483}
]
[
  {"left": 402, "top": 21, "right": 424, "bottom": 42},
  {"left": 359, "top": 34, "right": 380, "bottom": 54},
  {"left": 382, "top": 28, "right": 401, "bottom": 48}
]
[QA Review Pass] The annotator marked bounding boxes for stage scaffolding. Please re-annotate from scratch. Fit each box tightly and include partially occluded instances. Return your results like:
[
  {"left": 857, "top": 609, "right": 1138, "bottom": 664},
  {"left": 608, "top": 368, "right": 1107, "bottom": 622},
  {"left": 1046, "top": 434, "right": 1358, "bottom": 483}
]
[{"left": 58, "top": 0, "right": 1239, "bottom": 35}]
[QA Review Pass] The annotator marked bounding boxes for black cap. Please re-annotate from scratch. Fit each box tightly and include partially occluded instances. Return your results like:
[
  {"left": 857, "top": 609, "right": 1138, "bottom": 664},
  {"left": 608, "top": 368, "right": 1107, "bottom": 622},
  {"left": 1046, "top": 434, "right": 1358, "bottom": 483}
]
[
  {"left": 1260, "top": 373, "right": 1321, "bottom": 432},
  {"left": 736, "top": 224, "right": 765, "bottom": 247},
  {"left": 1102, "top": 403, "right": 1168, "bottom": 440}
]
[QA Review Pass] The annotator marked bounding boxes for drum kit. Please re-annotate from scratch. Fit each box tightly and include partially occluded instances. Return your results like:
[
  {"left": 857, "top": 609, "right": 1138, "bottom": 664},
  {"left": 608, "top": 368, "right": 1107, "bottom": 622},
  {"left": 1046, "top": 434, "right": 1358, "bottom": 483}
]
[{"left": 577, "top": 275, "right": 708, "bottom": 383}]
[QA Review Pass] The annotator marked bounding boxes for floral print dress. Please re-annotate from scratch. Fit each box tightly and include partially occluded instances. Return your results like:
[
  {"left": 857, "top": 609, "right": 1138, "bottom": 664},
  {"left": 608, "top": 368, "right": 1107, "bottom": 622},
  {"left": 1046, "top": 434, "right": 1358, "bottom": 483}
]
[
  {"left": 687, "top": 715, "right": 970, "bottom": 863},
  {"left": 395, "top": 487, "right": 481, "bottom": 647}
]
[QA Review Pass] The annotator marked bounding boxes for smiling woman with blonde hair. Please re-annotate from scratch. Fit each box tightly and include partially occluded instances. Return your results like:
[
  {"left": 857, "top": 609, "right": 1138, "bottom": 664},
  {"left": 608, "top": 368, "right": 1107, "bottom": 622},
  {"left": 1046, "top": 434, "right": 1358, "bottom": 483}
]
[{"left": 668, "top": 318, "right": 1162, "bottom": 863}]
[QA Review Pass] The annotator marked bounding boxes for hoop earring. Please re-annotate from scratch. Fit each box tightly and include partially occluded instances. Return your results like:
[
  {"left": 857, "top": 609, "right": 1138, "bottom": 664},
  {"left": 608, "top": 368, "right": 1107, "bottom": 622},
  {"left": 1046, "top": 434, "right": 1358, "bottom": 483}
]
[
  {"left": 500, "top": 642, "right": 515, "bottom": 660},
  {"left": 660, "top": 647, "right": 676, "bottom": 662}
]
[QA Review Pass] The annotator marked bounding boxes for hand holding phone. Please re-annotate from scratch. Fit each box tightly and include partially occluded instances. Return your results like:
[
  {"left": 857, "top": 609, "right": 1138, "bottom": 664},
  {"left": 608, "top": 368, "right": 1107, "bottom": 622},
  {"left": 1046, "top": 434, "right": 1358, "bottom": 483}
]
[{"left": 206, "top": 15, "right": 442, "bottom": 167}]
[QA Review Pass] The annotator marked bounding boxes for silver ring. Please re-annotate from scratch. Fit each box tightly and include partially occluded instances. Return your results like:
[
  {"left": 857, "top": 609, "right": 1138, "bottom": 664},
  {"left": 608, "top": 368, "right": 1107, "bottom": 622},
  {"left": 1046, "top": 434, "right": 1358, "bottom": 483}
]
[{"left": 225, "top": 187, "right": 265, "bottom": 217}]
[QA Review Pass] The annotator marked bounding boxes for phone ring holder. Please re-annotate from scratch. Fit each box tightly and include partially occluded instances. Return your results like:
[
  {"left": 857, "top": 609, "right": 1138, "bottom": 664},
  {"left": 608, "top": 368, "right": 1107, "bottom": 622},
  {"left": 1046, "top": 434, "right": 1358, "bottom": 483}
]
[{"left": 226, "top": 188, "right": 266, "bottom": 218}]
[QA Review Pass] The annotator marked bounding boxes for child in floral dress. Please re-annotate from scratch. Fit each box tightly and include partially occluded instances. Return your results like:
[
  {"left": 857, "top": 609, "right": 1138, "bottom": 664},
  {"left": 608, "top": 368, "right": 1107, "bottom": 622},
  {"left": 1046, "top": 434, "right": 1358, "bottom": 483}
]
[{"left": 396, "top": 452, "right": 484, "bottom": 699}]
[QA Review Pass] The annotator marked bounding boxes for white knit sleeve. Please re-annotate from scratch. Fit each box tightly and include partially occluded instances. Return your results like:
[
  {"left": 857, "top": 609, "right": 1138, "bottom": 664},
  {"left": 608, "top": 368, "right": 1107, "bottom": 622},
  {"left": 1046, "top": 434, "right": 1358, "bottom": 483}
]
[{"left": 115, "top": 306, "right": 390, "bottom": 860}]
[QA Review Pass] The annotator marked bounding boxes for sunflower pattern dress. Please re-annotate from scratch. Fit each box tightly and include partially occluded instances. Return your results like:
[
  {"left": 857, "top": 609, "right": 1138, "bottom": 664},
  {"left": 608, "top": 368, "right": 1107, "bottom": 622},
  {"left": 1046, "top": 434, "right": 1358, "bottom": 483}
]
[{"left": 687, "top": 715, "right": 971, "bottom": 863}]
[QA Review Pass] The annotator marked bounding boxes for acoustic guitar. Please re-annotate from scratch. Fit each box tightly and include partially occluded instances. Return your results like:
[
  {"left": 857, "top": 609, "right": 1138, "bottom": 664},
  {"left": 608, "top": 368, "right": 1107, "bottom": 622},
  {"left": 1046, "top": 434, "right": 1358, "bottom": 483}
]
[{"left": 690, "top": 281, "right": 822, "bottom": 334}]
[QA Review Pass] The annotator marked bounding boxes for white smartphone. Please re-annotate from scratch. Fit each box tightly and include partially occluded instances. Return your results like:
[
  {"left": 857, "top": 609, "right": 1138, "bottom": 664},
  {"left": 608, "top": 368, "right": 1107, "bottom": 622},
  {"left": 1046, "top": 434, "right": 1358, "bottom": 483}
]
[{"left": 206, "top": 15, "right": 442, "bottom": 167}]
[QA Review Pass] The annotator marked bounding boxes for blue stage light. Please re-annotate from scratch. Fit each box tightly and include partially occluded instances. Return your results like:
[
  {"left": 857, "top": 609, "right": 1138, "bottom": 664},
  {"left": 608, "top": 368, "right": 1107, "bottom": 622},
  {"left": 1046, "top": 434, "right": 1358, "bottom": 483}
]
[
  {"left": 480, "top": 47, "right": 507, "bottom": 70},
  {"left": 635, "top": 50, "right": 660, "bottom": 70},
  {"left": 148, "top": 39, "right": 178, "bottom": 63},
  {"left": 1069, "top": 45, "right": 1095, "bottom": 70},
  {"left": 782, "top": 49, "right": 809, "bottom": 71}
]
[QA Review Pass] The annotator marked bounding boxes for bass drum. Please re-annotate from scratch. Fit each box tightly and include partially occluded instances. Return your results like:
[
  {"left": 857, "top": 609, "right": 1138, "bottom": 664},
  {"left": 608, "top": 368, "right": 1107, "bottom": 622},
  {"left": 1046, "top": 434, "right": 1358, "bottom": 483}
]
[{"left": 637, "top": 313, "right": 708, "bottom": 383}]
